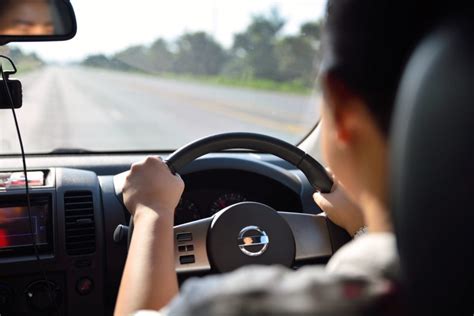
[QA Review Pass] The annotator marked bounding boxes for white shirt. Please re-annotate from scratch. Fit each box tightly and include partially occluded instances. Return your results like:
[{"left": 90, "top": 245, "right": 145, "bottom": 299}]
[{"left": 135, "top": 232, "right": 398, "bottom": 316}]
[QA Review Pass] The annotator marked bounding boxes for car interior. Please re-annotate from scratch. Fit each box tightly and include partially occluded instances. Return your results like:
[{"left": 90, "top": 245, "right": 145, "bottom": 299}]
[{"left": 0, "top": 1, "right": 473, "bottom": 315}]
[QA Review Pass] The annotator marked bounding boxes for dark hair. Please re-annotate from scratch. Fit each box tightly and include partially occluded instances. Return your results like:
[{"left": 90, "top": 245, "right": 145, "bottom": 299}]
[{"left": 322, "top": 0, "right": 463, "bottom": 136}]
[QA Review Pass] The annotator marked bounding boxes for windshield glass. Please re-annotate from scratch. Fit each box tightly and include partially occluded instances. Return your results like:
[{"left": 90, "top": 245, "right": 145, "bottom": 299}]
[{"left": 0, "top": 0, "right": 325, "bottom": 154}]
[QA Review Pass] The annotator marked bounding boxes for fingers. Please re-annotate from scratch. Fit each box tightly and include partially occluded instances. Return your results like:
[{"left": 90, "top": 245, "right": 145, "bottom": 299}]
[
  {"left": 313, "top": 191, "right": 322, "bottom": 204},
  {"left": 313, "top": 192, "right": 323, "bottom": 209},
  {"left": 130, "top": 156, "right": 167, "bottom": 171},
  {"left": 313, "top": 191, "right": 332, "bottom": 211},
  {"left": 124, "top": 156, "right": 185, "bottom": 216},
  {"left": 128, "top": 156, "right": 183, "bottom": 184}
]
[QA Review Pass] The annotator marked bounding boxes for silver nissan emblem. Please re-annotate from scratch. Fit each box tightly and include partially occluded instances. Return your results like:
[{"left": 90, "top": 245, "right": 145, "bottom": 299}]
[{"left": 238, "top": 226, "right": 269, "bottom": 257}]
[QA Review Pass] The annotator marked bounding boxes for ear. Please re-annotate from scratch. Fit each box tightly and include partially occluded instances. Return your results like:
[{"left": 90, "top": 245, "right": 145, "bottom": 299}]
[{"left": 321, "top": 72, "right": 360, "bottom": 145}]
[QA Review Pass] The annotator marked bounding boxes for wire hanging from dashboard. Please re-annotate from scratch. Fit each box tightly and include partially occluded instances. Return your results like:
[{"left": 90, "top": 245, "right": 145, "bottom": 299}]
[{"left": 0, "top": 57, "right": 59, "bottom": 314}]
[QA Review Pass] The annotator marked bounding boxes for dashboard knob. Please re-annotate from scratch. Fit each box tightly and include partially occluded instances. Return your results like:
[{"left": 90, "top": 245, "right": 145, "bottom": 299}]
[
  {"left": 25, "top": 280, "right": 61, "bottom": 311},
  {"left": 76, "top": 277, "right": 94, "bottom": 295},
  {"left": 0, "top": 284, "right": 13, "bottom": 312},
  {"left": 113, "top": 224, "right": 129, "bottom": 243}
]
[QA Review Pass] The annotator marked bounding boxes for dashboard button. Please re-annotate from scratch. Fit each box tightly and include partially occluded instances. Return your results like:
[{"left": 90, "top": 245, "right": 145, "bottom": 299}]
[
  {"left": 176, "top": 232, "right": 192, "bottom": 242},
  {"left": 179, "top": 255, "right": 195, "bottom": 264},
  {"left": 25, "top": 280, "right": 61, "bottom": 311},
  {"left": 76, "top": 278, "right": 94, "bottom": 296},
  {"left": 0, "top": 284, "right": 13, "bottom": 308}
]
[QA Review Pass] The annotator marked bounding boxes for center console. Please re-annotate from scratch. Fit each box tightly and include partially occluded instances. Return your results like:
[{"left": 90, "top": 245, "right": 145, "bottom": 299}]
[
  {"left": 0, "top": 194, "right": 52, "bottom": 258},
  {"left": 0, "top": 168, "right": 105, "bottom": 316}
]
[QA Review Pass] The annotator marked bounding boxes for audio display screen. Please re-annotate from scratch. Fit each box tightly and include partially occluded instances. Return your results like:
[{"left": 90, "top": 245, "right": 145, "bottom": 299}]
[{"left": 0, "top": 198, "right": 51, "bottom": 253}]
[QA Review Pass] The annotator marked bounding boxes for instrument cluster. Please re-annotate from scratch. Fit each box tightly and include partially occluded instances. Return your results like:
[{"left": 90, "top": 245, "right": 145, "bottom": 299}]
[{"left": 173, "top": 169, "right": 302, "bottom": 225}]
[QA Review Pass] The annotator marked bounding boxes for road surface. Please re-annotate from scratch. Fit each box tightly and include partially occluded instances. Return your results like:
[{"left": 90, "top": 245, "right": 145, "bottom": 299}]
[{"left": 0, "top": 66, "right": 320, "bottom": 154}]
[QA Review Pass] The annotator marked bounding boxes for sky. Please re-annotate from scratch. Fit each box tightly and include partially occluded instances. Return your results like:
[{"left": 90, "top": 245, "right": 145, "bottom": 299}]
[{"left": 14, "top": 0, "right": 327, "bottom": 63}]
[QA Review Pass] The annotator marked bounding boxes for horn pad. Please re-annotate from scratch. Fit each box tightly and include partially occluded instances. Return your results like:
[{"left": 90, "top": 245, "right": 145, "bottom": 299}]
[{"left": 207, "top": 202, "right": 295, "bottom": 273}]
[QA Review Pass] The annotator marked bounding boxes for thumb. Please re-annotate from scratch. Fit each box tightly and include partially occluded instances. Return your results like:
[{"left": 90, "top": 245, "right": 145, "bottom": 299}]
[
  {"left": 313, "top": 191, "right": 329, "bottom": 208},
  {"left": 313, "top": 191, "right": 322, "bottom": 203}
]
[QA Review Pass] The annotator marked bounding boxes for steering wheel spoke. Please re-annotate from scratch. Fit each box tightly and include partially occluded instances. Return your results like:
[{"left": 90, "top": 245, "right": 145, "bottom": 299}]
[
  {"left": 278, "top": 212, "right": 333, "bottom": 262},
  {"left": 174, "top": 217, "right": 212, "bottom": 274}
]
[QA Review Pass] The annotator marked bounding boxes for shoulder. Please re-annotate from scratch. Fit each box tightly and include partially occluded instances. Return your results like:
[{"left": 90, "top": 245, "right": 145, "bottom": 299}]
[
  {"left": 326, "top": 232, "right": 399, "bottom": 279},
  {"left": 134, "top": 310, "right": 166, "bottom": 316},
  {"left": 165, "top": 264, "right": 390, "bottom": 315},
  {"left": 166, "top": 265, "right": 322, "bottom": 315}
]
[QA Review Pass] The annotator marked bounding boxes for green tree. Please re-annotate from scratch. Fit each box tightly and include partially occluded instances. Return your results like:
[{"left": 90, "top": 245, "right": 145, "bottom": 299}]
[
  {"left": 114, "top": 45, "right": 150, "bottom": 72},
  {"left": 300, "top": 21, "right": 323, "bottom": 42},
  {"left": 148, "top": 38, "right": 174, "bottom": 73},
  {"left": 174, "top": 32, "right": 227, "bottom": 75},
  {"left": 0, "top": 46, "right": 43, "bottom": 71},
  {"left": 82, "top": 54, "right": 111, "bottom": 68},
  {"left": 275, "top": 35, "right": 317, "bottom": 85},
  {"left": 230, "top": 9, "right": 285, "bottom": 80},
  {"left": 79, "top": 12, "right": 325, "bottom": 92}
]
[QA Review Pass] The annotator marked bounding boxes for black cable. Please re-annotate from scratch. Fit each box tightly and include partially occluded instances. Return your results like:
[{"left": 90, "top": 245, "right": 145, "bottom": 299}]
[{"left": 0, "top": 61, "right": 58, "bottom": 313}]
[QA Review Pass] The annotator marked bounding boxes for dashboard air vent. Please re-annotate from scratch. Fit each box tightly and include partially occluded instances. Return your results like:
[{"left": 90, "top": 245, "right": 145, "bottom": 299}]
[{"left": 64, "top": 191, "right": 96, "bottom": 256}]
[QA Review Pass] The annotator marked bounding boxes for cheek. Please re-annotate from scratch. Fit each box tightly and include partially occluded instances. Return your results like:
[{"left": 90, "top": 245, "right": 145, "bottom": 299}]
[
  {"left": 320, "top": 106, "right": 338, "bottom": 169},
  {"left": 320, "top": 118, "right": 331, "bottom": 164},
  {"left": 319, "top": 107, "right": 348, "bottom": 183}
]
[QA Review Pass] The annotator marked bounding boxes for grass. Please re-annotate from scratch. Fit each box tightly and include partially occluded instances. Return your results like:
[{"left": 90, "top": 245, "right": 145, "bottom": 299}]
[
  {"left": 82, "top": 65, "right": 317, "bottom": 95},
  {"left": 11, "top": 61, "right": 43, "bottom": 76},
  {"left": 159, "top": 73, "right": 313, "bottom": 95}
]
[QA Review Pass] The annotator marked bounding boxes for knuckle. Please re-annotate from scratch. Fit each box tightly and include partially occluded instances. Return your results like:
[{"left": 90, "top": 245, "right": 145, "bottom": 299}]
[
  {"left": 175, "top": 174, "right": 184, "bottom": 184},
  {"left": 145, "top": 156, "right": 155, "bottom": 163},
  {"left": 130, "top": 162, "right": 142, "bottom": 171}
]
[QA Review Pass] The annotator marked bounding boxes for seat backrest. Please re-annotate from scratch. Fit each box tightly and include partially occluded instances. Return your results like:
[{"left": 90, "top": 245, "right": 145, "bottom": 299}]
[{"left": 390, "top": 15, "right": 474, "bottom": 315}]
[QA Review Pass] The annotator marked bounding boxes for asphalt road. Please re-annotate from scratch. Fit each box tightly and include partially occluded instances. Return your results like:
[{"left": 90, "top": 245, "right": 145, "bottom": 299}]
[{"left": 0, "top": 66, "right": 320, "bottom": 154}]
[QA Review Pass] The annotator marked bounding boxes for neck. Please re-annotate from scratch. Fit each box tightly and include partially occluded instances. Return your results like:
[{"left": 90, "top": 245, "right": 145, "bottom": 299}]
[
  {"left": 356, "top": 117, "right": 391, "bottom": 233},
  {"left": 359, "top": 192, "right": 392, "bottom": 233}
]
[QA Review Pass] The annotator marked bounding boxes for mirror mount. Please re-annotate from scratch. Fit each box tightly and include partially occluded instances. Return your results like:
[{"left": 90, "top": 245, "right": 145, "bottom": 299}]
[
  {"left": 0, "top": 55, "right": 22, "bottom": 109},
  {"left": 0, "top": 55, "right": 17, "bottom": 78}
]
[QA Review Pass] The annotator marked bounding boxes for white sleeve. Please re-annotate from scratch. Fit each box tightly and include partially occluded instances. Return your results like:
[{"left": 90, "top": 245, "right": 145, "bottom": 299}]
[
  {"left": 161, "top": 264, "right": 387, "bottom": 316},
  {"left": 133, "top": 266, "right": 300, "bottom": 316},
  {"left": 133, "top": 235, "right": 397, "bottom": 316},
  {"left": 134, "top": 310, "right": 166, "bottom": 316},
  {"left": 326, "top": 232, "right": 399, "bottom": 280}
]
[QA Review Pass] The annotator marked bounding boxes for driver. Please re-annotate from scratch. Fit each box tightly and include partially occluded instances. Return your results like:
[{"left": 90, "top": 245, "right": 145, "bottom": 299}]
[
  {"left": 114, "top": 0, "right": 457, "bottom": 315},
  {"left": 0, "top": 0, "right": 54, "bottom": 36}
]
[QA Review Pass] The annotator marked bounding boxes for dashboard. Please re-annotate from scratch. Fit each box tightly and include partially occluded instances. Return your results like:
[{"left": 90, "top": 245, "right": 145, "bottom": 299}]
[
  {"left": 0, "top": 153, "right": 323, "bottom": 316},
  {"left": 175, "top": 170, "right": 302, "bottom": 225}
]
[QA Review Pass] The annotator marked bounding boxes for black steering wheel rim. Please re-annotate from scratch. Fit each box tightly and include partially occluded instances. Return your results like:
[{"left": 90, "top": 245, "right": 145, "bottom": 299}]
[{"left": 165, "top": 132, "right": 334, "bottom": 193}]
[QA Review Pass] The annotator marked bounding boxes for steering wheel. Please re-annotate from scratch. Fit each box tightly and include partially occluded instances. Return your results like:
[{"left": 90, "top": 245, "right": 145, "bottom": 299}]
[{"left": 114, "top": 132, "right": 351, "bottom": 274}]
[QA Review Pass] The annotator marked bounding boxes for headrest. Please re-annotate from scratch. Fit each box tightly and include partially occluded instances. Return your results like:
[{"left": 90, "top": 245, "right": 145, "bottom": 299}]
[{"left": 391, "top": 16, "right": 474, "bottom": 315}]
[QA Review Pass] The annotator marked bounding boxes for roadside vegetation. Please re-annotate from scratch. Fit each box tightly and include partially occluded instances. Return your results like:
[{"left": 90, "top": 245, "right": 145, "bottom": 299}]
[
  {"left": 0, "top": 46, "right": 43, "bottom": 74},
  {"left": 82, "top": 10, "right": 322, "bottom": 94}
]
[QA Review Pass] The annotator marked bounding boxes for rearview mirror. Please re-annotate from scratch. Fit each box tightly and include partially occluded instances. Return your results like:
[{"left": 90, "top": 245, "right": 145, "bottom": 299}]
[{"left": 0, "top": 0, "right": 76, "bottom": 45}]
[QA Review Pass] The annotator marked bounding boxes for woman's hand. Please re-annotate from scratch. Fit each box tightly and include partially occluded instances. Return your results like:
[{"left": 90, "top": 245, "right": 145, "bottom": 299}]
[
  {"left": 313, "top": 181, "right": 365, "bottom": 237},
  {"left": 123, "top": 156, "right": 184, "bottom": 220},
  {"left": 115, "top": 156, "right": 184, "bottom": 316}
]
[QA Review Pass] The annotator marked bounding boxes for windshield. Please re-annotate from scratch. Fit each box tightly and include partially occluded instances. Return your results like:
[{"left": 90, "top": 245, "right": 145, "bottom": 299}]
[{"left": 0, "top": 0, "right": 325, "bottom": 154}]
